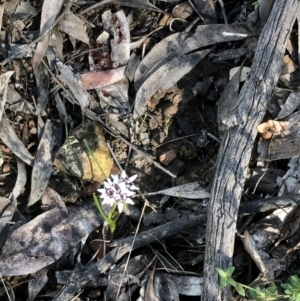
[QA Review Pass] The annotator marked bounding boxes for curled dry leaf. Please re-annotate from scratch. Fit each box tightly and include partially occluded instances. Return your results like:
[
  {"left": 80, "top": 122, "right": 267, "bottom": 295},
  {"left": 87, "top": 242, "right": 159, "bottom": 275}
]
[{"left": 257, "top": 120, "right": 289, "bottom": 139}]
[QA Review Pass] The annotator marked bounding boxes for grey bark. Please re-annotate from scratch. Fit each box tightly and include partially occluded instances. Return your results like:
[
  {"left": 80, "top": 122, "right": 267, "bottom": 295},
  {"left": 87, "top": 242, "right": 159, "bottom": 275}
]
[{"left": 202, "top": 1, "right": 300, "bottom": 300}]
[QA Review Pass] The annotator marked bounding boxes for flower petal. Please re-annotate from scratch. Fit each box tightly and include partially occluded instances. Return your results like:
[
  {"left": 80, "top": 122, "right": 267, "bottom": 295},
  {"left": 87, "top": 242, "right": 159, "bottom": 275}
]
[
  {"left": 102, "top": 197, "right": 115, "bottom": 206},
  {"left": 128, "top": 174, "right": 137, "bottom": 182},
  {"left": 125, "top": 198, "right": 134, "bottom": 205},
  {"left": 121, "top": 170, "right": 127, "bottom": 179},
  {"left": 129, "top": 184, "right": 139, "bottom": 191},
  {"left": 111, "top": 174, "right": 119, "bottom": 184},
  {"left": 104, "top": 181, "right": 112, "bottom": 189},
  {"left": 125, "top": 190, "right": 135, "bottom": 197},
  {"left": 117, "top": 203, "right": 124, "bottom": 213}
]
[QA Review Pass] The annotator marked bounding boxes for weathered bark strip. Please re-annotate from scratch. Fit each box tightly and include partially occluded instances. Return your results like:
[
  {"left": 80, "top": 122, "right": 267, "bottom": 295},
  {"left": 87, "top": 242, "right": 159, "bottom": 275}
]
[{"left": 202, "top": 1, "right": 300, "bottom": 300}]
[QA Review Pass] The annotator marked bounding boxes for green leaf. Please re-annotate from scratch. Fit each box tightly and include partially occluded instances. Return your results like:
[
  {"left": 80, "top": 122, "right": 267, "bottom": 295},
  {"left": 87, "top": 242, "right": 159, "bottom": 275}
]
[
  {"left": 220, "top": 277, "right": 228, "bottom": 289},
  {"left": 291, "top": 276, "right": 300, "bottom": 288},
  {"left": 228, "top": 278, "right": 237, "bottom": 287},
  {"left": 251, "top": 1, "right": 259, "bottom": 10},
  {"left": 216, "top": 268, "right": 227, "bottom": 278},
  {"left": 225, "top": 266, "right": 235, "bottom": 276},
  {"left": 234, "top": 283, "right": 245, "bottom": 296},
  {"left": 249, "top": 286, "right": 267, "bottom": 300},
  {"left": 295, "top": 293, "right": 300, "bottom": 301},
  {"left": 266, "top": 284, "right": 277, "bottom": 295},
  {"left": 249, "top": 289, "right": 258, "bottom": 299}
]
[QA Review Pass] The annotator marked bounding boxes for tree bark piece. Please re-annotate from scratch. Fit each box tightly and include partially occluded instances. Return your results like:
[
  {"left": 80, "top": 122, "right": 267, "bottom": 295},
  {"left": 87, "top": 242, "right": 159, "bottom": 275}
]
[{"left": 202, "top": 1, "right": 300, "bottom": 300}]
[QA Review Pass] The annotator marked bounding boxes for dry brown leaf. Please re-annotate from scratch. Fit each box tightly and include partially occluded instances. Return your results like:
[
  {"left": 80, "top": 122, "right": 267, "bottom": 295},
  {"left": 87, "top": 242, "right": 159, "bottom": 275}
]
[
  {"left": 133, "top": 50, "right": 210, "bottom": 118},
  {"left": 134, "top": 24, "right": 249, "bottom": 91},
  {"left": 57, "top": 61, "right": 90, "bottom": 117},
  {"left": 28, "top": 120, "right": 61, "bottom": 207},
  {"left": 0, "top": 2, "right": 5, "bottom": 34},
  {"left": 0, "top": 70, "right": 14, "bottom": 92},
  {"left": 0, "top": 71, "right": 14, "bottom": 121},
  {"left": 80, "top": 66, "right": 126, "bottom": 90},
  {"left": 58, "top": 11, "right": 89, "bottom": 45},
  {"left": 0, "top": 116, "right": 34, "bottom": 166},
  {"left": 257, "top": 120, "right": 289, "bottom": 139},
  {"left": 32, "top": 0, "right": 64, "bottom": 69},
  {"left": 6, "top": 84, "right": 35, "bottom": 114},
  {"left": 281, "top": 54, "right": 297, "bottom": 75},
  {"left": 0, "top": 202, "right": 102, "bottom": 276},
  {"left": 229, "top": 66, "right": 251, "bottom": 82},
  {"left": 102, "top": 10, "right": 130, "bottom": 68}
]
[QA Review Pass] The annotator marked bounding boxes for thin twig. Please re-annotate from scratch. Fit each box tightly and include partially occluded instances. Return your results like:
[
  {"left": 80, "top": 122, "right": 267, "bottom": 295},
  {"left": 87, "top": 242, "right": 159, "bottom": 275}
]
[
  {"left": 116, "top": 202, "right": 147, "bottom": 298},
  {"left": 0, "top": 275, "right": 12, "bottom": 301},
  {"left": 218, "top": 0, "right": 228, "bottom": 24},
  {"left": 79, "top": 0, "right": 112, "bottom": 15},
  {"left": 188, "top": 0, "right": 204, "bottom": 21}
]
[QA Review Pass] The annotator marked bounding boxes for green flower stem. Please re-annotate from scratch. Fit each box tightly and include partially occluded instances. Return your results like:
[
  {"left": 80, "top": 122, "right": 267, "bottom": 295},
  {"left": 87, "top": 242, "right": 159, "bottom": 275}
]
[
  {"left": 93, "top": 193, "right": 116, "bottom": 233},
  {"left": 108, "top": 202, "right": 117, "bottom": 220},
  {"left": 83, "top": 138, "right": 107, "bottom": 179}
]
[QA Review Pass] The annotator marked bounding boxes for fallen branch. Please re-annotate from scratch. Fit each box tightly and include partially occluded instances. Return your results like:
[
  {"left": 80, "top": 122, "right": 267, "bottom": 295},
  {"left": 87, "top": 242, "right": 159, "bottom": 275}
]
[{"left": 202, "top": 1, "right": 300, "bottom": 300}]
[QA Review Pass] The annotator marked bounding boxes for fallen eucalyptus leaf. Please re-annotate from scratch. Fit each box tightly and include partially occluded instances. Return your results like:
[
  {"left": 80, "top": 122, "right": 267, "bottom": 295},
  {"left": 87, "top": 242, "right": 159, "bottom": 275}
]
[
  {"left": 0, "top": 202, "right": 102, "bottom": 276},
  {"left": 133, "top": 50, "right": 210, "bottom": 118},
  {"left": 146, "top": 182, "right": 210, "bottom": 199}
]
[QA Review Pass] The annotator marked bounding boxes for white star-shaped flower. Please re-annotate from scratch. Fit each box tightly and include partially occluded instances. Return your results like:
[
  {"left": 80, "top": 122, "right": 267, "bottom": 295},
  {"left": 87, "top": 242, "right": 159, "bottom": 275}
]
[{"left": 98, "top": 172, "right": 138, "bottom": 213}]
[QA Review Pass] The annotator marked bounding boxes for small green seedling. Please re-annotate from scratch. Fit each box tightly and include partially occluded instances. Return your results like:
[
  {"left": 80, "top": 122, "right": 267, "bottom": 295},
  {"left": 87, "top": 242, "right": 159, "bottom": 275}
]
[
  {"left": 140, "top": 112, "right": 150, "bottom": 126},
  {"left": 252, "top": 1, "right": 259, "bottom": 10},
  {"left": 163, "top": 117, "right": 172, "bottom": 136},
  {"left": 281, "top": 275, "right": 300, "bottom": 301},
  {"left": 217, "top": 267, "right": 300, "bottom": 301}
]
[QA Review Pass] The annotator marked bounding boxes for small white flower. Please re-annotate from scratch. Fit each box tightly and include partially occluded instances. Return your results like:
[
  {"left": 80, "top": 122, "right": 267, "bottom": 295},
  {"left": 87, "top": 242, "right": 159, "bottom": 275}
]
[
  {"left": 119, "top": 171, "right": 139, "bottom": 191},
  {"left": 98, "top": 172, "right": 138, "bottom": 213}
]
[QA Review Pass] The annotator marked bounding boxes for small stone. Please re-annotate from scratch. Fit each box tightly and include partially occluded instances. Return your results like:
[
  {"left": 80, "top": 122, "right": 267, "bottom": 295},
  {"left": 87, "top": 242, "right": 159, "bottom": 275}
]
[
  {"left": 29, "top": 127, "right": 37, "bottom": 135},
  {"left": 54, "top": 120, "right": 113, "bottom": 182},
  {"left": 28, "top": 120, "right": 35, "bottom": 129},
  {"left": 159, "top": 149, "right": 177, "bottom": 166},
  {"left": 2, "top": 163, "right": 10, "bottom": 173}
]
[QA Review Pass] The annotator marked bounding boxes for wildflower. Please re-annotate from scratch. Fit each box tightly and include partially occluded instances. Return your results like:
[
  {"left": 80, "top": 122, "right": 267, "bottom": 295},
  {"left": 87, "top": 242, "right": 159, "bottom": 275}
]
[{"left": 98, "top": 172, "right": 139, "bottom": 213}]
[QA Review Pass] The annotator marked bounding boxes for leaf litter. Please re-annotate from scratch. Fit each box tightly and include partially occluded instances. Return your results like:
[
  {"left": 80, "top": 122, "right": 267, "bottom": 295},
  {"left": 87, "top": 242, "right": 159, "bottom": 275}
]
[{"left": 0, "top": 1, "right": 300, "bottom": 301}]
